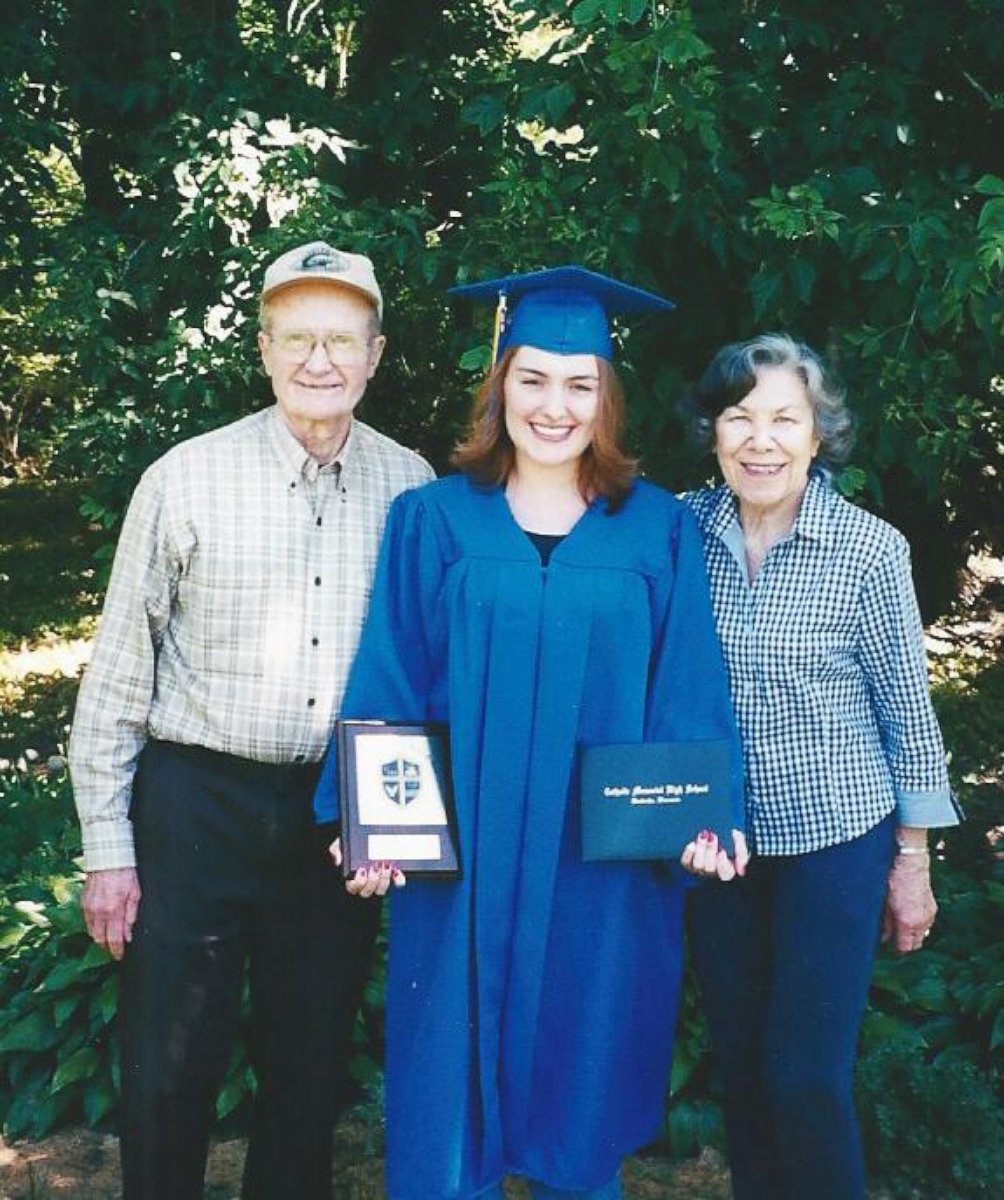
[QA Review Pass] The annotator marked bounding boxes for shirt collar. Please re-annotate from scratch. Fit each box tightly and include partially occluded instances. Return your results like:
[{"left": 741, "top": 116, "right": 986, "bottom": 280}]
[
  {"left": 789, "top": 468, "right": 835, "bottom": 546},
  {"left": 705, "top": 484, "right": 741, "bottom": 542},
  {"left": 706, "top": 467, "right": 835, "bottom": 547},
  {"left": 267, "top": 405, "right": 354, "bottom": 484}
]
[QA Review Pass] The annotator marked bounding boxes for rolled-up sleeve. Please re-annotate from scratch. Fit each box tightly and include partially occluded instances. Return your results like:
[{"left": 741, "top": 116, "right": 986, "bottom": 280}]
[{"left": 857, "top": 538, "right": 960, "bottom": 828}]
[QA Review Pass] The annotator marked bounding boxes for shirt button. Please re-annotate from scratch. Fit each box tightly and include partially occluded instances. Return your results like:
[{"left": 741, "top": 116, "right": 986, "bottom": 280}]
[
  {"left": 316, "top": 517, "right": 322, "bottom": 527},
  {"left": 311, "top": 637, "right": 319, "bottom": 647},
  {"left": 314, "top": 576, "right": 321, "bottom": 586},
  {"left": 294, "top": 753, "right": 305, "bottom": 763},
  {"left": 307, "top": 698, "right": 316, "bottom": 708}
]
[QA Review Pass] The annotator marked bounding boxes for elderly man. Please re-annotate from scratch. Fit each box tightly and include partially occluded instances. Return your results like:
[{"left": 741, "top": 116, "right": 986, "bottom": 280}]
[{"left": 69, "top": 243, "right": 434, "bottom": 1200}]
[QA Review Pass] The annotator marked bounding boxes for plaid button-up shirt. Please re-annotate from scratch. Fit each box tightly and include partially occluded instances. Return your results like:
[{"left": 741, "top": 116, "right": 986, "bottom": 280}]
[
  {"left": 69, "top": 406, "right": 434, "bottom": 870},
  {"left": 684, "top": 473, "right": 958, "bottom": 855}
]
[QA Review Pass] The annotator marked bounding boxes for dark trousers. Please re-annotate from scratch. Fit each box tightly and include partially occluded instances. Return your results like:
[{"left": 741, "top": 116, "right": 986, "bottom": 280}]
[
  {"left": 118, "top": 740, "right": 380, "bottom": 1200},
  {"left": 686, "top": 814, "right": 895, "bottom": 1200}
]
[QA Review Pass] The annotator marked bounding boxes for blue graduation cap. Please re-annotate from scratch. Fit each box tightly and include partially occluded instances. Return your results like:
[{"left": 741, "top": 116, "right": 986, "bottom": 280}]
[{"left": 449, "top": 266, "right": 675, "bottom": 363}]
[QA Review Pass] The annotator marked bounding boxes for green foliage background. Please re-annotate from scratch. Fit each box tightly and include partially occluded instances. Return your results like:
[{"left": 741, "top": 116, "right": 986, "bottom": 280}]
[
  {"left": 2, "top": 0, "right": 1001, "bottom": 611},
  {"left": 1, "top": 1, "right": 1002, "bottom": 1194}
]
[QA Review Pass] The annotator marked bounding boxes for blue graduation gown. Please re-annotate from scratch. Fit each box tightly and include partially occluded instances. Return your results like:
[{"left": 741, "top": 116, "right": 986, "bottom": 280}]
[{"left": 315, "top": 474, "right": 740, "bottom": 1200}]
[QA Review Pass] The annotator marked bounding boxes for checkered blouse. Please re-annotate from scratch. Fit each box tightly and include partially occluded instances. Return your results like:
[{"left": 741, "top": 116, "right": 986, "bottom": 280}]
[{"left": 684, "top": 473, "right": 959, "bottom": 855}]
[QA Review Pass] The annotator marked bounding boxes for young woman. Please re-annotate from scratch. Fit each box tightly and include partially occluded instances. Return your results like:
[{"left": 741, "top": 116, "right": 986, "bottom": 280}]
[{"left": 316, "top": 268, "right": 746, "bottom": 1200}]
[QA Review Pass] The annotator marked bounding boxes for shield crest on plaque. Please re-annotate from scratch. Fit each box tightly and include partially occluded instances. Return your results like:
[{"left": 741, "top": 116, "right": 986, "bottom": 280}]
[{"left": 381, "top": 757, "right": 421, "bottom": 807}]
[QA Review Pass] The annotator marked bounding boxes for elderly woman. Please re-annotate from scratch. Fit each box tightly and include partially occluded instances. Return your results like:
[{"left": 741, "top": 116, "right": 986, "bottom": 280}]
[
  {"left": 316, "top": 267, "right": 745, "bottom": 1200},
  {"left": 682, "top": 333, "right": 960, "bottom": 1200}
]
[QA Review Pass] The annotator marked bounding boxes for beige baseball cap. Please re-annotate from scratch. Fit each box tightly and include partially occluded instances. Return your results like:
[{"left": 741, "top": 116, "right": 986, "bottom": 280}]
[{"left": 261, "top": 242, "right": 383, "bottom": 319}]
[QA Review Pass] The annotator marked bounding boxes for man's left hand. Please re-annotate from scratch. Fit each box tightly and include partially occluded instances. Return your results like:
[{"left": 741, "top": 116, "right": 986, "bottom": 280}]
[{"left": 82, "top": 867, "right": 142, "bottom": 960}]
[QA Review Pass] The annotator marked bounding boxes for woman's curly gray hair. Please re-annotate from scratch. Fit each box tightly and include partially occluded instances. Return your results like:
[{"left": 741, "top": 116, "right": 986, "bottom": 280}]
[{"left": 688, "top": 333, "right": 854, "bottom": 465}]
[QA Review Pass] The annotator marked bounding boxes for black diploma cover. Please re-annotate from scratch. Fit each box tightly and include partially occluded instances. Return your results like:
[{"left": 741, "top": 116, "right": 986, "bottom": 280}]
[
  {"left": 580, "top": 739, "right": 734, "bottom": 861},
  {"left": 336, "top": 720, "right": 460, "bottom": 877}
]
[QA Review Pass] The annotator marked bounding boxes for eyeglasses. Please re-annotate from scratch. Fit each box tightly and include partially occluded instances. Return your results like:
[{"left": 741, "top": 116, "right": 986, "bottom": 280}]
[{"left": 266, "top": 330, "right": 373, "bottom": 366}]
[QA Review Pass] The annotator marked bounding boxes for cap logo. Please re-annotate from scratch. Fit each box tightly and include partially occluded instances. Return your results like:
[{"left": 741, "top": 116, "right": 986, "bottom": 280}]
[{"left": 300, "top": 248, "right": 349, "bottom": 274}]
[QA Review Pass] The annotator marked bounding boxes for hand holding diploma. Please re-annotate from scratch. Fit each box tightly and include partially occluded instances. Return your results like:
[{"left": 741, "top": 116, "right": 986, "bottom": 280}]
[{"left": 681, "top": 828, "right": 750, "bottom": 881}]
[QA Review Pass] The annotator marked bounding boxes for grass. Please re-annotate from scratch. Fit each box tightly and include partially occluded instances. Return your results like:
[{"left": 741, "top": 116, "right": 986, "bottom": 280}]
[
  {"left": 0, "top": 479, "right": 103, "bottom": 765},
  {"left": 0, "top": 479, "right": 105, "bottom": 648}
]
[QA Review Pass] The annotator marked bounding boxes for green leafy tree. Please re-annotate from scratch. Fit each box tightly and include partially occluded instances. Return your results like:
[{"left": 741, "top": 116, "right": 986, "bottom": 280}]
[
  {"left": 4, "top": 1, "right": 1000, "bottom": 616},
  {"left": 448, "top": 0, "right": 1003, "bottom": 612}
]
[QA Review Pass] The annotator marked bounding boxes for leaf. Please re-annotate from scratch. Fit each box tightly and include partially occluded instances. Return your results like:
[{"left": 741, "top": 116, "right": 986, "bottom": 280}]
[
  {"left": 29, "top": 1087, "right": 77, "bottom": 1138},
  {"left": 571, "top": 0, "right": 603, "bottom": 25},
  {"left": 976, "top": 196, "right": 1004, "bottom": 233},
  {"left": 750, "top": 269, "right": 781, "bottom": 322},
  {"left": 858, "top": 1011, "right": 922, "bottom": 1052},
  {"left": 3, "top": 1076, "right": 47, "bottom": 1138},
  {"left": 669, "top": 1047, "right": 699, "bottom": 1096},
  {"left": 47, "top": 902, "right": 86, "bottom": 935},
  {"left": 83, "top": 1076, "right": 116, "bottom": 1126},
  {"left": 79, "top": 941, "right": 115, "bottom": 970},
  {"left": 990, "top": 1007, "right": 1004, "bottom": 1052},
  {"left": 973, "top": 174, "right": 1004, "bottom": 197},
  {"left": 458, "top": 344, "right": 491, "bottom": 373},
  {"left": 0, "top": 1010, "right": 58, "bottom": 1053},
  {"left": 460, "top": 94, "right": 505, "bottom": 136},
  {"left": 708, "top": 222, "right": 727, "bottom": 267},
  {"left": 94, "top": 974, "right": 119, "bottom": 1026},
  {"left": 909, "top": 974, "right": 953, "bottom": 1014},
  {"left": 54, "top": 993, "right": 84, "bottom": 1025},
  {"left": 544, "top": 82, "right": 576, "bottom": 124},
  {"left": 621, "top": 0, "right": 649, "bottom": 24},
  {"left": 51, "top": 1044, "right": 100, "bottom": 1091},
  {"left": 349, "top": 1053, "right": 381, "bottom": 1085},
  {"left": 789, "top": 257, "right": 816, "bottom": 303},
  {"left": 13, "top": 900, "right": 50, "bottom": 928},
  {"left": 95, "top": 288, "right": 138, "bottom": 310},
  {"left": 840, "top": 166, "right": 882, "bottom": 194},
  {"left": 833, "top": 465, "right": 867, "bottom": 498},
  {"left": 859, "top": 255, "right": 895, "bottom": 282},
  {"left": 216, "top": 1070, "right": 252, "bottom": 1120},
  {"left": 40, "top": 955, "right": 100, "bottom": 992},
  {"left": 0, "top": 925, "right": 28, "bottom": 950}
]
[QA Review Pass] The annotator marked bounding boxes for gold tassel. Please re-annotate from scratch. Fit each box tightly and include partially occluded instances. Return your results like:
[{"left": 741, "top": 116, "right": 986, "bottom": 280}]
[{"left": 490, "top": 292, "right": 508, "bottom": 367}]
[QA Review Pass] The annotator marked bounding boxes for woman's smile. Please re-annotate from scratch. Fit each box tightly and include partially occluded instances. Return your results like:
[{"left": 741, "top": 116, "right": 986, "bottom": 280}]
[{"left": 529, "top": 421, "right": 577, "bottom": 442}]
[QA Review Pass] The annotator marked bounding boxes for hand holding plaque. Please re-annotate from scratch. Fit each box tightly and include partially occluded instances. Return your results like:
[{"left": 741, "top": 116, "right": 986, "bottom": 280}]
[{"left": 336, "top": 720, "right": 461, "bottom": 878}]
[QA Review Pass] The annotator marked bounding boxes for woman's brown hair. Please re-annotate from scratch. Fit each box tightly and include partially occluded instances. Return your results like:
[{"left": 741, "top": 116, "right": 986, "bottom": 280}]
[{"left": 451, "top": 347, "right": 637, "bottom": 508}]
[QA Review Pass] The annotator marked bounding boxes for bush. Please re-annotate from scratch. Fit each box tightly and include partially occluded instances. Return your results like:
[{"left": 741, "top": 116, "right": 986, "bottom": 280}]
[
  {"left": 0, "top": 871, "right": 119, "bottom": 1137},
  {"left": 865, "top": 858, "right": 1004, "bottom": 1076},
  {"left": 0, "top": 764, "right": 116, "bottom": 1137},
  {"left": 858, "top": 1041, "right": 1004, "bottom": 1199}
]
